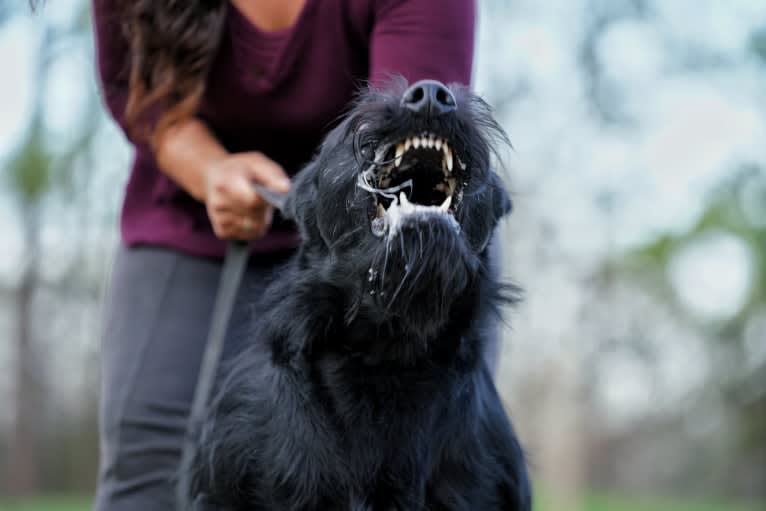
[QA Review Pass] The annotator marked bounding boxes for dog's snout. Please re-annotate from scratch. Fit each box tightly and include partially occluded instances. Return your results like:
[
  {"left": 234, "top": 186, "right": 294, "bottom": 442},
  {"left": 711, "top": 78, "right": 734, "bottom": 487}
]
[{"left": 401, "top": 80, "right": 457, "bottom": 117}]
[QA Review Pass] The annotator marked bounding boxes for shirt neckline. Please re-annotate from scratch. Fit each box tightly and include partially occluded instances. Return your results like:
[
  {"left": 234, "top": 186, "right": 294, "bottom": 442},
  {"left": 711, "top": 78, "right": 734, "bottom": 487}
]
[{"left": 228, "top": 0, "right": 314, "bottom": 41}]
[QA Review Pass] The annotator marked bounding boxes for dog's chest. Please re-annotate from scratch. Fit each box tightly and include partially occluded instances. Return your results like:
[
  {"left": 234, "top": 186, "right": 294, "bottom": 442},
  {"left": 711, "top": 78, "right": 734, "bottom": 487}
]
[{"left": 268, "top": 366, "right": 456, "bottom": 509}]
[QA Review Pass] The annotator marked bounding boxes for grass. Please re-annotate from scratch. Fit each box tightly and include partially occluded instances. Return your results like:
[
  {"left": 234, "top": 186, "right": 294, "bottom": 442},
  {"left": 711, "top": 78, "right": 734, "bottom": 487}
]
[
  {"left": 534, "top": 491, "right": 764, "bottom": 511},
  {"left": 0, "top": 494, "right": 762, "bottom": 511},
  {"left": 0, "top": 497, "right": 90, "bottom": 511}
]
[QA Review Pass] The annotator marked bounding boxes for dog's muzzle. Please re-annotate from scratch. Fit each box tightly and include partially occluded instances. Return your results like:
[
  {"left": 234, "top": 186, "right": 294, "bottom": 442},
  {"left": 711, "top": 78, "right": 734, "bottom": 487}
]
[{"left": 357, "top": 82, "right": 466, "bottom": 240}]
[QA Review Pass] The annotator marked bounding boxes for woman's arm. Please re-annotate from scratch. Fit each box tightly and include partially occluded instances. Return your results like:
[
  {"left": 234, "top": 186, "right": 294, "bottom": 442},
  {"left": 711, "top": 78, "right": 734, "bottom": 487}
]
[
  {"left": 155, "top": 120, "right": 290, "bottom": 240},
  {"left": 91, "top": 0, "right": 289, "bottom": 240}
]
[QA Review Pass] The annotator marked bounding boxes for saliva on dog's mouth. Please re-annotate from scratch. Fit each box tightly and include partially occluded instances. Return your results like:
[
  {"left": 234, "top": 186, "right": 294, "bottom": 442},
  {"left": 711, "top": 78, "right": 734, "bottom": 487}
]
[{"left": 358, "top": 131, "right": 466, "bottom": 240}]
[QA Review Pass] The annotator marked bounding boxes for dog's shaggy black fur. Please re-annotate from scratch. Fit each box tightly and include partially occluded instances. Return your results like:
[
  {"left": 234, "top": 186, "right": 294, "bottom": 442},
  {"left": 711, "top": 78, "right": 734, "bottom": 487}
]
[{"left": 190, "top": 79, "right": 531, "bottom": 510}]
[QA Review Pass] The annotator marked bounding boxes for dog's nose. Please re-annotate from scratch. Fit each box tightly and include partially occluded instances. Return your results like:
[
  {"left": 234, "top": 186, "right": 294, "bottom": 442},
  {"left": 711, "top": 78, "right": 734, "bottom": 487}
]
[{"left": 401, "top": 80, "right": 457, "bottom": 117}]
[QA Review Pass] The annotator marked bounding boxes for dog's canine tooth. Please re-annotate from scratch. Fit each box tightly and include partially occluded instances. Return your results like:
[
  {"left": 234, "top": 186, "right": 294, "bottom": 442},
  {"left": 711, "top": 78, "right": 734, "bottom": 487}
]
[
  {"left": 439, "top": 195, "right": 452, "bottom": 212},
  {"left": 395, "top": 144, "right": 404, "bottom": 167},
  {"left": 446, "top": 147, "right": 453, "bottom": 172}
]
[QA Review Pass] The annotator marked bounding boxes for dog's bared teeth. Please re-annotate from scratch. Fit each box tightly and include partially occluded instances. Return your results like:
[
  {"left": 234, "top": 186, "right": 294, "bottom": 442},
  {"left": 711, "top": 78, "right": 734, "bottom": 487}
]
[
  {"left": 420, "top": 136, "right": 428, "bottom": 147},
  {"left": 399, "top": 191, "right": 410, "bottom": 206},
  {"left": 439, "top": 195, "right": 452, "bottom": 212},
  {"left": 404, "top": 138, "right": 412, "bottom": 151},
  {"left": 444, "top": 146, "right": 453, "bottom": 172},
  {"left": 395, "top": 144, "right": 404, "bottom": 167},
  {"left": 427, "top": 134, "right": 435, "bottom": 148},
  {"left": 413, "top": 137, "right": 421, "bottom": 149},
  {"left": 435, "top": 138, "right": 442, "bottom": 150}
]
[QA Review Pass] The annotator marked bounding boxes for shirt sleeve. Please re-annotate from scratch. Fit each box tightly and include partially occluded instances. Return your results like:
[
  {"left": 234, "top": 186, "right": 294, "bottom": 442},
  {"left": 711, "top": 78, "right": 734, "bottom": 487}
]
[
  {"left": 91, "top": 0, "right": 141, "bottom": 141},
  {"left": 369, "top": 0, "right": 476, "bottom": 87}
]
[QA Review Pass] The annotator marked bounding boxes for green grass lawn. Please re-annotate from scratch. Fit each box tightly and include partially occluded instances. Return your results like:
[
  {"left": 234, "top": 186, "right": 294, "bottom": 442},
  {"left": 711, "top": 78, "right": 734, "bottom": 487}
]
[
  {"left": 0, "top": 494, "right": 762, "bottom": 511},
  {"left": 579, "top": 493, "right": 763, "bottom": 511},
  {"left": 0, "top": 497, "right": 89, "bottom": 511}
]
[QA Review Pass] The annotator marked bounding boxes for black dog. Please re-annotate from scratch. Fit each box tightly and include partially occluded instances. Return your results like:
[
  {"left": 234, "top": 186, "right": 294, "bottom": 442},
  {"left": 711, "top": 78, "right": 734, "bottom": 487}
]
[{"left": 191, "top": 79, "right": 532, "bottom": 510}]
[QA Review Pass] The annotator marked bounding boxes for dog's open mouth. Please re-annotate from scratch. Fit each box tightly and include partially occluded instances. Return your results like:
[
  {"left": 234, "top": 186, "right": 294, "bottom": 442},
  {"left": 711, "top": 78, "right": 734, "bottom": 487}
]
[{"left": 358, "top": 132, "right": 465, "bottom": 238}]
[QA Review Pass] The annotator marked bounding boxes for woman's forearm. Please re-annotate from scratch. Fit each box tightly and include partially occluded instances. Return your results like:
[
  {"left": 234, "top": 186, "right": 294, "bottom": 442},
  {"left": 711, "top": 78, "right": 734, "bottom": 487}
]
[
  {"left": 154, "top": 117, "right": 290, "bottom": 240},
  {"left": 155, "top": 118, "right": 228, "bottom": 203}
]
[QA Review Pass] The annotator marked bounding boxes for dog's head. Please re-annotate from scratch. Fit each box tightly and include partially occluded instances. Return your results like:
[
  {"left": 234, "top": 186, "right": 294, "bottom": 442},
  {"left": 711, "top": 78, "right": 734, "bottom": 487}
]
[{"left": 285, "top": 79, "right": 511, "bottom": 342}]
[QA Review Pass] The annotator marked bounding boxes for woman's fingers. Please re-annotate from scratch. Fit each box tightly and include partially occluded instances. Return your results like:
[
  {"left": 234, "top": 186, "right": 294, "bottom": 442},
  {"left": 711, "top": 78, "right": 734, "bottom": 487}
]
[
  {"left": 207, "top": 153, "right": 288, "bottom": 211},
  {"left": 210, "top": 204, "right": 274, "bottom": 240},
  {"left": 241, "top": 152, "right": 291, "bottom": 194},
  {"left": 204, "top": 151, "right": 289, "bottom": 240}
]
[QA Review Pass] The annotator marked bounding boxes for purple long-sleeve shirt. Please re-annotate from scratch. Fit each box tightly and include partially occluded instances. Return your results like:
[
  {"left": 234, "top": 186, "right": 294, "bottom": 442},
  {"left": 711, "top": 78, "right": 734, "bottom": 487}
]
[{"left": 93, "top": 0, "right": 476, "bottom": 258}]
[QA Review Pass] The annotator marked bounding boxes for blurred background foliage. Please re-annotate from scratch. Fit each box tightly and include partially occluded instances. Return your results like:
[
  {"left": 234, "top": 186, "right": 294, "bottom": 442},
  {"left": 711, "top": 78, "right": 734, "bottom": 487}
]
[{"left": 0, "top": 0, "right": 764, "bottom": 510}]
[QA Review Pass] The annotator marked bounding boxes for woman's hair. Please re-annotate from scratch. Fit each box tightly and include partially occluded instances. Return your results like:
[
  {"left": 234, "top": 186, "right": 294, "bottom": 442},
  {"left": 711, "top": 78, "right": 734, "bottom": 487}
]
[
  {"left": 32, "top": 0, "right": 227, "bottom": 143},
  {"left": 120, "top": 1, "right": 228, "bottom": 143}
]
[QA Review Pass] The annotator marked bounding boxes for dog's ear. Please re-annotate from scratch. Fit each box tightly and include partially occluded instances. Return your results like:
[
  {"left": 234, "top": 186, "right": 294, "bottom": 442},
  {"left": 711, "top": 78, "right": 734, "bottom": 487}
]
[
  {"left": 490, "top": 171, "right": 512, "bottom": 222},
  {"left": 284, "top": 161, "right": 322, "bottom": 242}
]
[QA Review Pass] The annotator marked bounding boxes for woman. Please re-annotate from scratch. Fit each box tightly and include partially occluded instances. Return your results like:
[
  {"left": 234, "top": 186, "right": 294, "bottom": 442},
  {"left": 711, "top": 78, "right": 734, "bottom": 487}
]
[{"left": 91, "top": 0, "right": 477, "bottom": 509}]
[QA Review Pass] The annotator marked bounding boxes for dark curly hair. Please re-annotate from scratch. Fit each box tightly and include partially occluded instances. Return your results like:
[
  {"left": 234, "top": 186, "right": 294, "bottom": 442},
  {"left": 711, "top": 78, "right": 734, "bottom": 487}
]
[{"left": 32, "top": 0, "right": 228, "bottom": 143}]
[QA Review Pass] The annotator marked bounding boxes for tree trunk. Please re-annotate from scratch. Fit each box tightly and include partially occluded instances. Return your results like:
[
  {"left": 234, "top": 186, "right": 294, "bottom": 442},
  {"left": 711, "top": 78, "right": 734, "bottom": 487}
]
[{"left": 5, "top": 215, "right": 43, "bottom": 496}]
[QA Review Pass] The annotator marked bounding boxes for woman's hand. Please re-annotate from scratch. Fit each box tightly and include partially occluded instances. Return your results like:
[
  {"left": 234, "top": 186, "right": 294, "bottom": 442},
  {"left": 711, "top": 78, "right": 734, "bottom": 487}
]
[
  {"left": 154, "top": 118, "right": 290, "bottom": 240},
  {"left": 204, "top": 152, "right": 291, "bottom": 240}
]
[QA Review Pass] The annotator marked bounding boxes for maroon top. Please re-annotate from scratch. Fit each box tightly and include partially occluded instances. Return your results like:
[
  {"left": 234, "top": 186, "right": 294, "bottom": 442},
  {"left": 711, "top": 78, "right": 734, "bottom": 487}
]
[{"left": 92, "top": 0, "right": 476, "bottom": 258}]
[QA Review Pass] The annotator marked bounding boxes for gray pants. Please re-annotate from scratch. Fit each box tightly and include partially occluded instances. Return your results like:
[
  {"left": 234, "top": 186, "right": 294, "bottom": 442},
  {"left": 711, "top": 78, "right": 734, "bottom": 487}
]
[
  {"left": 93, "top": 240, "right": 502, "bottom": 510},
  {"left": 93, "top": 245, "right": 290, "bottom": 511}
]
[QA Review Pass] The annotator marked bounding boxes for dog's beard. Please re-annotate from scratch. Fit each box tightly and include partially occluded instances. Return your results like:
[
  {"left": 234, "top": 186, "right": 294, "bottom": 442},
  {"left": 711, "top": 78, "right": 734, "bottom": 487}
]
[{"left": 362, "top": 209, "right": 480, "bottom": 339}]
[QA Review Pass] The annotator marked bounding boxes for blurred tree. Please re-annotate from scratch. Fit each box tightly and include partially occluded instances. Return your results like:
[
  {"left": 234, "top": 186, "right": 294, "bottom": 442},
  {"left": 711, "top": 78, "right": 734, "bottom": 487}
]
[
  {"left": 750, "top": 26, "right": 766, "bottom": 63},
  {"left": 1, "top": 2, "right": 100, "bottom": 495},
  {"left": 618, "top": 166, "right": 766, "bottom": 496}
]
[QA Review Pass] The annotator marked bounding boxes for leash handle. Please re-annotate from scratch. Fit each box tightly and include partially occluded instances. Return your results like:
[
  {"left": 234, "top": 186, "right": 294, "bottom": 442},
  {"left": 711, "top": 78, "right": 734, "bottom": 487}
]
[{"left": 253, "top": 182, "right": 288, "bottom": 212}]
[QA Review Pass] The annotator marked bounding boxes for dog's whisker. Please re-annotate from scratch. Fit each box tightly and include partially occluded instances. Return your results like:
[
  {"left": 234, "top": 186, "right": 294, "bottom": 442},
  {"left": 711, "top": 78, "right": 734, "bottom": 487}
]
[{"left": 384, "top": 264, "right": 413, "bottom": 314}]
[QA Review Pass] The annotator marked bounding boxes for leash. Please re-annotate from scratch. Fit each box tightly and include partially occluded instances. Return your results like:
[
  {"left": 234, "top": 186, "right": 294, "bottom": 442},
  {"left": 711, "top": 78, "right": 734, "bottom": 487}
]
[{"left": 176, "top": 185, "right": 288, "bottom": 510}]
